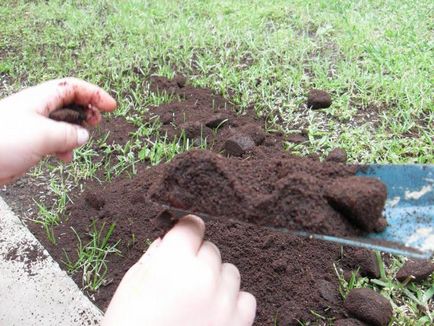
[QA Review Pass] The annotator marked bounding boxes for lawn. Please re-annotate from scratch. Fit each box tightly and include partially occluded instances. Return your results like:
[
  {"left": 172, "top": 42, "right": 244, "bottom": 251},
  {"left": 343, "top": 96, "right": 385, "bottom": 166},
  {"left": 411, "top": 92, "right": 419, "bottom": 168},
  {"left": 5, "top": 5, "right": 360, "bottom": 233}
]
[{"left": 1, "top": 0, "right": 433, "bottom": 325}]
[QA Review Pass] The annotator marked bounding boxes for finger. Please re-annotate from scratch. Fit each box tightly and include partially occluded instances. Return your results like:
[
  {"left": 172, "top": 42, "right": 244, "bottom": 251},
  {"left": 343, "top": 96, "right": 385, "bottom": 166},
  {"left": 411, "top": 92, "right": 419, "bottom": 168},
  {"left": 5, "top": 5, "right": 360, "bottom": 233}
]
[
  {"left": 36, "top": 117, "right": 89, "bottom": 155},
  {"left": 125, "top": 238, "right": 162, "bottom": 279},
  {"left": 137, "top": 238, "right": 162, "bottom": 265},
  {"left": 34, "top": 77, "right": 117, "bottom": 115},
  {"left": 160, "top": 215, "right": 205, "bottom": 255},
  {"left": 196, "top": 241, "right": 222, "bottom": 274},
  {"left": 85, "top": 106, "right": 102, "bottom": 126},
  {"left": 214, "top": 263, "right": 241, "bottom": 316},
  {"left": 236, "top": 291, "right": 257, "bottom": 325},
  {"left": 55, "top": 151, "right": 73, "bottom": 162},
  {"left": 220, "top": 263, "right": 241, "bottom": 294}
]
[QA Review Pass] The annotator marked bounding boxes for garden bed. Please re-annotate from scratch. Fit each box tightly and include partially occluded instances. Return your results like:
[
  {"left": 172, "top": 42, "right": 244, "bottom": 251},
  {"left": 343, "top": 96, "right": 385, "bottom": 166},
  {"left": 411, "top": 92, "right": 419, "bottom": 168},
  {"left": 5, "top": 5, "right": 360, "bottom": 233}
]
[{"left": 2, "top": 77, "right": 419, "bottom": 325}]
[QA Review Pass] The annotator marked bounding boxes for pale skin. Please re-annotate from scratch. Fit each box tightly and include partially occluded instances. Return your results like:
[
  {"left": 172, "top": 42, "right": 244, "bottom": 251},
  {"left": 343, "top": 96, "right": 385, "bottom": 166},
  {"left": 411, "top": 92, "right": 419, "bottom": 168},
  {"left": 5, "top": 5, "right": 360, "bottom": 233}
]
[{"left": 0, "top": 78, "right": 257, "bottom": 326}]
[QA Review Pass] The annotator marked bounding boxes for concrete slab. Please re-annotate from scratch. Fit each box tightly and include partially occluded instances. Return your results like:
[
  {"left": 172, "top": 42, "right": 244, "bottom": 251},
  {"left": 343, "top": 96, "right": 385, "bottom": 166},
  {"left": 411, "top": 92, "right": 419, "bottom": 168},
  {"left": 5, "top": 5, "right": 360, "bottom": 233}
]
[{"left": 0, "top": 196, "right": 103, "bottom": 326}]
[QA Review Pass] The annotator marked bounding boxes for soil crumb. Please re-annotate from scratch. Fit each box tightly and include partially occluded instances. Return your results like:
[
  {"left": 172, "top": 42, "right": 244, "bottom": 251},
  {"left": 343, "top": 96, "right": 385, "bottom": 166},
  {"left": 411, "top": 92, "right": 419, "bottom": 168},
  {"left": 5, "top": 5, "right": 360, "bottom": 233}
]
[
  {"left": 4, "top": 241, "right": 48, "bottom": 276},
  {"left": 340, "top": 249, "right": 380, "bottom": 279}
]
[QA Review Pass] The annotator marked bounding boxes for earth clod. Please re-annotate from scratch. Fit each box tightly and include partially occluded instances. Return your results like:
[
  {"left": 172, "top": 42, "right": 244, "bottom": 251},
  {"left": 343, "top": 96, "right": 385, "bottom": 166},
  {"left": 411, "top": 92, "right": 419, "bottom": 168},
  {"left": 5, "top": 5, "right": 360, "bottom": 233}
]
[
  {"left": 325, "top": 148, "right": 347, "bottom": 163},
  {"left": 224, "top": 134, "right": 256, "bottom": 156},
  {"left": 287, "top": 133, "right": 308, "bottom": 144},
  {"left": 341, "top": 249, "right": 380, "bottom": 279},
  {"left": 307, "top": 89, "right": 332, "bottom": 109},
  {"left": 49, "top": 103, "right": 87, "bottom": 125},
  {"left": 324, "top": 176, "right": 387, "bottom": 232},
  {"left": 178, "top": 121, "right": 211, "bottom": 139},
  {"left": 396, "top": 259, "right": 434, "bottom": 283},
  {"left": 344, "top": 288, "right": 393, "bottom": 326},
  {"left": 239, "top": 124, "right": 266, "bottom": 145},
  {"left": 317, "top": 279, "right": 340, "bottom": 304}
]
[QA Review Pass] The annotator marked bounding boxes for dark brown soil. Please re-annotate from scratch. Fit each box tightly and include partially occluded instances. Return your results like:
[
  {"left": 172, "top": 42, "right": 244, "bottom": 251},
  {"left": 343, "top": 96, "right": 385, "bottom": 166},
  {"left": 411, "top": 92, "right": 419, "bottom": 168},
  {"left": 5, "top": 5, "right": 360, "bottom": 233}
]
[
  {"left": 334, "top": 318, "right": 367, "bottom": 326},
  {"left": 396, "top": 259, "right": 434, "bottom": 283},
  {"left": 326, "top": 148, "right": 348, "bottom": 163},
  {"left": 324, "top": 177, "right": 387, "bottom": 232},
  {"left": 340, "top": 249, "right": 380, "bottom": 279},
  {"left": 344, "top": 288, "right": 393, "bottom": 326},
  {"left": 150, "top": 150, "right": 375, "bottom": 237},
  {"left": 49, "top": 103, "right": 87, "bottom": 125},
  {"left": 4, "top": 76, "right": 393, "bottom": 325},
  {"left": 307, "top": 89, "right": 332, "bottom": 109},
  {"left": 144, "top": 75, "right": 284, "bottom": 156}
]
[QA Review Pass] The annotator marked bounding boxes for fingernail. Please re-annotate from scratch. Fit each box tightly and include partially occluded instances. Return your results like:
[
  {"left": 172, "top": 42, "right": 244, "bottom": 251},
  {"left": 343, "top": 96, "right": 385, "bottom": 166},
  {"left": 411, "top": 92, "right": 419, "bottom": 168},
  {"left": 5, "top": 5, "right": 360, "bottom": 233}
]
[{"left": 77, "top": 128, "right": 89, "bottom": 146}]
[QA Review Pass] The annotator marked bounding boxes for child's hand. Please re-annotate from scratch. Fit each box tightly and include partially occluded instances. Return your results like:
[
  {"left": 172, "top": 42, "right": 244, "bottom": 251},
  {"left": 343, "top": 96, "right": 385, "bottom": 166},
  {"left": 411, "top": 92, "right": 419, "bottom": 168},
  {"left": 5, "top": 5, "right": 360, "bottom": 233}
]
[
  {"left": 103, "top": 215, "right": 256, "bottom": 326},
  {"left": 0, "top": 78, "right": 116, "bottom": 185}
]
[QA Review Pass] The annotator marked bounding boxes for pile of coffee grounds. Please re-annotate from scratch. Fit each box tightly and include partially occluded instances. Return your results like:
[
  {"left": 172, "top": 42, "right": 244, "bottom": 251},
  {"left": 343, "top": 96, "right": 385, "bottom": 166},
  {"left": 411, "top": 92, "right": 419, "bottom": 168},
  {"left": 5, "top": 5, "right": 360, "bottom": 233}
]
[
  {"left": 18, "top": 76, "right": 391, "bottom": 325},
  {"left": 150, "top": 149, "right": 382, "bottom": 236}
]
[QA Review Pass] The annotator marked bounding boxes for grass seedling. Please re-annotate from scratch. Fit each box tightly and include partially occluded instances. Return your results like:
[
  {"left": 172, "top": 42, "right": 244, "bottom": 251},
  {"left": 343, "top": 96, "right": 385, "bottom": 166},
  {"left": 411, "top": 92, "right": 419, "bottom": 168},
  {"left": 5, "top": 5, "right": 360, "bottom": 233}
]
[
  {"left": 138, "top": 130, "right": 207, "bottom": 165},
  {"left": 63, "top": 221, "right": 121, "bottom": 292},
  {"left": 33, "top": 201, "right": 59, "bottom": 244},
  {"left": 31, "top": 173, "right": 71, "bottom": 244}
]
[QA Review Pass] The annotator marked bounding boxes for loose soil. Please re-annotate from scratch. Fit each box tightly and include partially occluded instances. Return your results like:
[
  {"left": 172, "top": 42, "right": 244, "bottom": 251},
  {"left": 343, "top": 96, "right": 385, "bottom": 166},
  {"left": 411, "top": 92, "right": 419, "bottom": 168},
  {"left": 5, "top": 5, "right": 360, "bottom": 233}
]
[
  {"left": 4, "top": 76, "right": 396, "bottom": 325},
  {"left": 4, "top": 241, "right": 48, "bottom": 276}
]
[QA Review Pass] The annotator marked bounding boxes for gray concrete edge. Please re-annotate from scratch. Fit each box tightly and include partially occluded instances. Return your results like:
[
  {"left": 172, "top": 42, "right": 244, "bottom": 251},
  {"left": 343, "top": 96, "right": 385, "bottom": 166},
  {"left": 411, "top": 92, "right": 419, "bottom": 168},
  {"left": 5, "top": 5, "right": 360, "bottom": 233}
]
[{"left": 0, "top": 195, "right": 103, "bottom": 326}]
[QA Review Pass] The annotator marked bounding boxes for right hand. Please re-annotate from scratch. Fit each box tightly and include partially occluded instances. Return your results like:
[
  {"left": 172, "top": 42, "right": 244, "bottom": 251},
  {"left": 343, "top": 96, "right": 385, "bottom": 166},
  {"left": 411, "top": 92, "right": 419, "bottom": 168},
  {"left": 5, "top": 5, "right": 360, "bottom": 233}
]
[{"left": 103, "top": 215, "right": 256, "bottom": 326}]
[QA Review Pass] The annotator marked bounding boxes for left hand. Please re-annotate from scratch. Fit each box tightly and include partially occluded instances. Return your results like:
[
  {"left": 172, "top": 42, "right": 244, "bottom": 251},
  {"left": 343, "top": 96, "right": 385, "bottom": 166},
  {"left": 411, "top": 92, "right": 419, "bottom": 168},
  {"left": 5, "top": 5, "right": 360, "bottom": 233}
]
[{"left": 0, "top": 77, "right": 117, "bottom": 185}]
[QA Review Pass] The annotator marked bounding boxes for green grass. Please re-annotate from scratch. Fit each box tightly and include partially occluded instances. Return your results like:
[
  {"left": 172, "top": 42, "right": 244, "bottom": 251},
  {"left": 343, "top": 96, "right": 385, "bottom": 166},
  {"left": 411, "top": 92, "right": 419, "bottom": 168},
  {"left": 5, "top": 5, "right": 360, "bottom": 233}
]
[
  {"left": 63, "top": 221, "right": 121, "bottom": 291},
  {"left": 32, "top": 168, "right": 71, "bottom": 244},
  {"left": 1, "top": 0, "right": 433, "bottom": 323},
  {"left": 1, "top": 0, "right": 432, "bottom": 162}
]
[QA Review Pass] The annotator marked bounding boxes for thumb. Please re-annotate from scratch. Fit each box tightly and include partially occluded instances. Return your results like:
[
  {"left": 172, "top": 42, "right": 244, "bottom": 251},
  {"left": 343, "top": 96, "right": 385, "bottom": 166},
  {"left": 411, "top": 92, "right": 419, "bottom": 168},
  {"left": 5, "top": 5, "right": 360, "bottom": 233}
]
[{"left": 37, "top": 117, "right": 89, "bottom": 155}]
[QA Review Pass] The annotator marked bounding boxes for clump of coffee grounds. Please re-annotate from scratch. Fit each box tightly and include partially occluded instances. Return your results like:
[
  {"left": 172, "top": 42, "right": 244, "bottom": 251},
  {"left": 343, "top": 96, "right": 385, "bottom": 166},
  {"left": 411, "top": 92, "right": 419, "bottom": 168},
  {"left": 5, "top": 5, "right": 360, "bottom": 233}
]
[
  {"left": 150, "top": 149, "right": 385, "bottom": 236},
  {"left": 49, "top": 103, "right": 87, "bottom": 125},
  {"left": 30, "top": 76, "right": 390, "bottom": 325}
]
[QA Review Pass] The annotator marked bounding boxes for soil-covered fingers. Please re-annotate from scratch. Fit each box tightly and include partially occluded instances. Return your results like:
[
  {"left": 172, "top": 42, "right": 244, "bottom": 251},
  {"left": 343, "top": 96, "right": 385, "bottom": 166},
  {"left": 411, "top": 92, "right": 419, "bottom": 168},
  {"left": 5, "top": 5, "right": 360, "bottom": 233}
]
[
  {"left": 34, "top": 77, "right": 117, "bottom": 115},
  {"left": 160, "top": 215, "right": 206, "bottom": 255}
]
